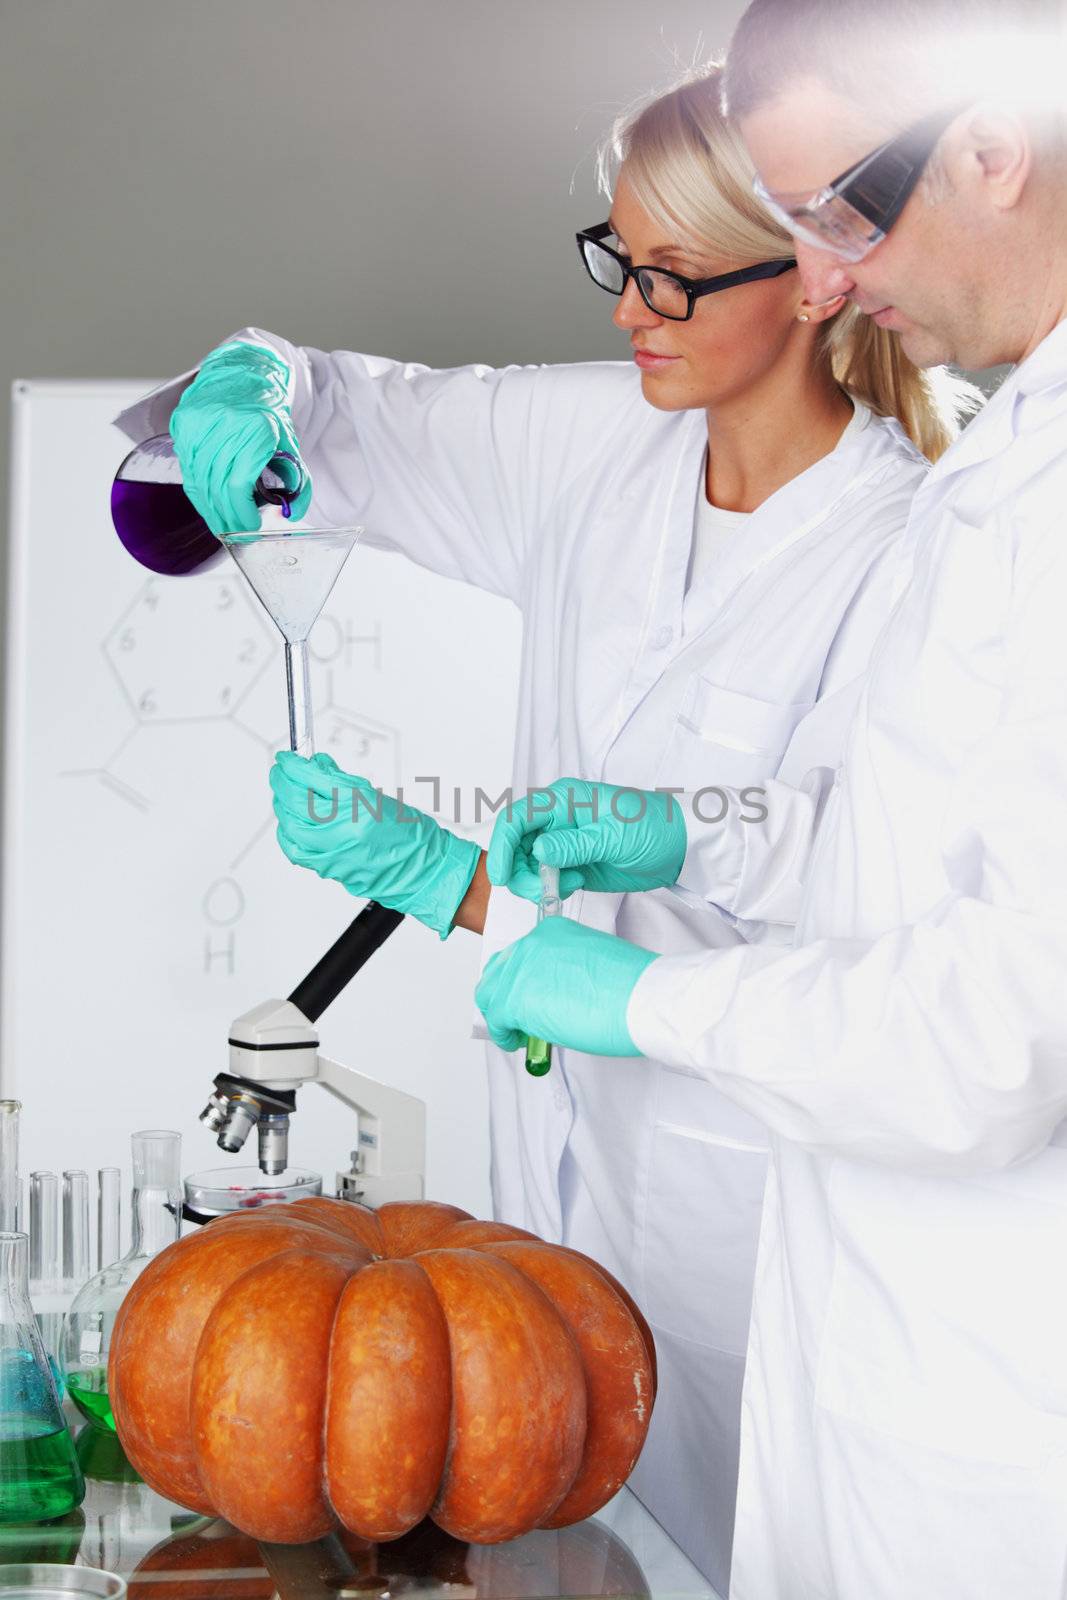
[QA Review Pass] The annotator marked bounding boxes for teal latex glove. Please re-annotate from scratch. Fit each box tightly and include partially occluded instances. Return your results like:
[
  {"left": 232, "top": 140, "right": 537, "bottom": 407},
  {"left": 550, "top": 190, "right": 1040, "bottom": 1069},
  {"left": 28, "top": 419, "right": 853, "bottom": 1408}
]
[
  {"left": 170, "top": 341, "right": 313, "bottom": 534},
  {"left": 487, "top": 778, "right": 687, "bottom": 904},
  {"left": 271, "top": 751, "right": 481, "bottom": 940},
  {"left": 475, "top": 916, "right": 658, "bottom": 1056}
]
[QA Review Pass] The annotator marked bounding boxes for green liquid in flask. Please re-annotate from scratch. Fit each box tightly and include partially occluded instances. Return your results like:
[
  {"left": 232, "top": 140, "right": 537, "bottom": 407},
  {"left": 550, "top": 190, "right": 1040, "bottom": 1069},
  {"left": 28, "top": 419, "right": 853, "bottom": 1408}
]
[
  {"left": 66, "top": 1370, "right": 115, "bottom": 1432},
  {"left": 1, "top": 1234, "right": 85, "bottom": 1523},
  {"left": 0, "top": 1416, "right": 85, "bottom": 1524}
]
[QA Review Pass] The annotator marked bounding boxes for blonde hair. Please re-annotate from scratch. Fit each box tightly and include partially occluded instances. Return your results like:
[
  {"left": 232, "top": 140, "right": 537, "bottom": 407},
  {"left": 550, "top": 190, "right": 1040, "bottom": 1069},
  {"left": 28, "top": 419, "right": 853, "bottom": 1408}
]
[{"left": 598, "top": 63, "right": 982, "bottom": 462}]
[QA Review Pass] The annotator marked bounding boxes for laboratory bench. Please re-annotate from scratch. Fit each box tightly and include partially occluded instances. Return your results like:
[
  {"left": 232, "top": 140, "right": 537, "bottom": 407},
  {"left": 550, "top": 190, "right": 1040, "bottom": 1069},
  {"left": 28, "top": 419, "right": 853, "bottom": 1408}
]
[{"left": 0, "top": 1417, "right": 723, "bottom": 1600}]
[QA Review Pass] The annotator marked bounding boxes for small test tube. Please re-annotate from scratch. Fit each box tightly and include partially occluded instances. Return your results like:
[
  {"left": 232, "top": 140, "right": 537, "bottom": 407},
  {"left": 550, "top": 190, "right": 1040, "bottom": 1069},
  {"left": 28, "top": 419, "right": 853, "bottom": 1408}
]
[
  {"left": 30, "top": 1169, "right": 65, "bottom": 1384},
  {"left": 0, "top": 1099, "right": 20, "bottom": 1232},
  {"left": 62, "top": 1169, "right": 90, "bottom": 1288},
  {"left": 525, "top": 864, "right": 562, "bottom": 1078},
  {"left": 97, "top": 1167, "right": 121, "bottom": 1270},
  {"left": 30, "top": 1171, "right": 60, "bottom": 1285}
]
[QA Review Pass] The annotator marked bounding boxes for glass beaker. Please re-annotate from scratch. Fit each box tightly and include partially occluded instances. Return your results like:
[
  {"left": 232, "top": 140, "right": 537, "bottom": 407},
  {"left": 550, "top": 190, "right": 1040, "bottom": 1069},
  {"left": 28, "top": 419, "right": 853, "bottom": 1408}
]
[
  {"left": 62, "top": 1133, "right": 182, "bottom": 1433},
  {"left": 111, "top": 433, "right": 307, "bottom": 576},
  {"left": 0, "top": 1232, "right": 85, "bottom": 1524}
]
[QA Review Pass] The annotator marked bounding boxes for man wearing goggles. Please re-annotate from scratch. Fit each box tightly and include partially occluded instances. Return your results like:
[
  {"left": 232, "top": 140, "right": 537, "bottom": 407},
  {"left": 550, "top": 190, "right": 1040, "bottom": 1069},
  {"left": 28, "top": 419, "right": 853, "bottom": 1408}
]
[
  {"left": 730, "top": 6, "right": 1065, "bottom": 374},
  {"left": 751, "top": 101, "right": 964, "bottom": 264},
  {"left": 474, "top": 1, "right": 1067, "bottom": 1596}
]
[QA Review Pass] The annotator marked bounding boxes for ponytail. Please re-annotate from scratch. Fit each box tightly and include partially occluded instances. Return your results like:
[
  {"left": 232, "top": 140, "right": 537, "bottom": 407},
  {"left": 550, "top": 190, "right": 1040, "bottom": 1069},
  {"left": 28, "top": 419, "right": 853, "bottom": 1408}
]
[{"left": 826, "top": 304, "right": 983, "bottom": 462}]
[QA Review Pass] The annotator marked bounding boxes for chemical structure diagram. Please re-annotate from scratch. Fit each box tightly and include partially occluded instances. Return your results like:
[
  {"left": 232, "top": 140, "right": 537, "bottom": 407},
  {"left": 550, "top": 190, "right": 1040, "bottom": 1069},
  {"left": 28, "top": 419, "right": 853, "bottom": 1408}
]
[{"left": 63, "top": 571, "right": 401, "bottom": 979}]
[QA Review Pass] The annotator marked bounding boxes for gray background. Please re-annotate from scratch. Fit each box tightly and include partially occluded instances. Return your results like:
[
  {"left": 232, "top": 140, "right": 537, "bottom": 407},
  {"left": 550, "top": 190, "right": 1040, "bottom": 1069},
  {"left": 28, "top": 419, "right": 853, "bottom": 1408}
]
[
  {"left": 0, "top": 0, "right": 746, "bottom": 499},
  {"left": 0, "top": 0, "right": 745, "bottom": 929}
]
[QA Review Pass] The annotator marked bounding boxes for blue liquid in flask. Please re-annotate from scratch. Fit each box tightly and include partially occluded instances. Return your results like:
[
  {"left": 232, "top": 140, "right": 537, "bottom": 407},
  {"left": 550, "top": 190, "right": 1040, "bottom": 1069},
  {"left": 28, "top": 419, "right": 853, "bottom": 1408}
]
[{"left": 1, "top": 1235, "right": 84, "bottom": 1524}]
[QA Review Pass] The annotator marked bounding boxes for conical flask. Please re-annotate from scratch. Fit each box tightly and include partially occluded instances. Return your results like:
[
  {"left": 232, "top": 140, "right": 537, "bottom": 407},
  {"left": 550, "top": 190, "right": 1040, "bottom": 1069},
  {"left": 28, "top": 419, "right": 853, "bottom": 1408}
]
[
  {"left": 0, "top": 1232, "right": 85, "bottom": 1523},
  {"left": 223, "top": 528, "right": 360, "bottom": 757},
  {"left": 62, "top": 1132, "right": 182, "bottom": 1434},
  {"left": 111, "top": 433, "right": 307, "bottom": 576}
]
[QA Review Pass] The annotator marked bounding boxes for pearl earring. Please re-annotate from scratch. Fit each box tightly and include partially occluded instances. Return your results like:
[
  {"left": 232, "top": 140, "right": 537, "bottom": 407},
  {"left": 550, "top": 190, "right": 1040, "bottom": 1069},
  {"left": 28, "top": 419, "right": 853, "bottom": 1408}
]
[{"left": 797, "top": 312, "right": 811, "bottom": 323}]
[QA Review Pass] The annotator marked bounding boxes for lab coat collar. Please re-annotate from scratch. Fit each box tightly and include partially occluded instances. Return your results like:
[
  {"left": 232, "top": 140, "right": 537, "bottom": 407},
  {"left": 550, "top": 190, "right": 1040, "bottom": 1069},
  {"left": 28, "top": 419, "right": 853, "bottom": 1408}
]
[
  {"left": 690, "top": 400, "right": 916, "bottom": 614},
  {"left": 926, "top": 315, "right": 1067, "bottom": 485}
]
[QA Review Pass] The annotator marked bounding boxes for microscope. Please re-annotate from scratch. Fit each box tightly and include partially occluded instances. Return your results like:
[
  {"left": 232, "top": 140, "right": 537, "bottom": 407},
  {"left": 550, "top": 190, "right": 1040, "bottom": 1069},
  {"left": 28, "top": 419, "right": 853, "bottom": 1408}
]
[{"left": 198, "top": 903, "right": 426, "bottom": 1207}]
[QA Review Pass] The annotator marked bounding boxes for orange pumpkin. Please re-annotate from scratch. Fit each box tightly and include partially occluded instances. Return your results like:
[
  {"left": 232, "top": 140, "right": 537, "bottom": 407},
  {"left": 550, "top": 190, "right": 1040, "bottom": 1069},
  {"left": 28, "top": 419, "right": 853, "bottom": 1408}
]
[{"left": 109, "top": 1198, "right": 656, "bottom": 1545}]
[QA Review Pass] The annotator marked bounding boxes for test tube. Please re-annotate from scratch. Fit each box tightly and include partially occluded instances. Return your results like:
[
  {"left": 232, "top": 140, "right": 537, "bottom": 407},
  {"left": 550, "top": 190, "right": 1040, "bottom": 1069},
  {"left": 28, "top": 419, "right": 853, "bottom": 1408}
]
[
  {"left": 0, "top": 1099, "right": 20, "bottom": 1232},
  {"left": 62, "top": 1169, "right": 90, "bottom": 1289},
  {"left": 525, "top": 864, "right": 562, "bottom": 1078},
  {"left": 29, "top": 1170, "right": 60, "bottom": 1285},
  {"left": 97, "top": 1167, "right": 121, "bottom": 1270},
  {"left": 30, "top": 1169, "right": 64, "bottom": 1385}
]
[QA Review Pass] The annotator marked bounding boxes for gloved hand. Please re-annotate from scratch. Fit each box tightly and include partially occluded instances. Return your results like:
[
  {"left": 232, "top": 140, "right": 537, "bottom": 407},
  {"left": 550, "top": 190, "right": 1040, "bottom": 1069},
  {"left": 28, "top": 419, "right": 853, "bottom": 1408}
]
[
  {"left": 271, "top": 751, "right": 481, "bottom": 939},
  {"left": 170, "top": 341, "right": 313, "bottom": 534},
  {"left": 475, "top": 916, "right": 658, "bottom": 1056},
  {"left": 487, "top": 778, "right": 687, "bottom": 903}
]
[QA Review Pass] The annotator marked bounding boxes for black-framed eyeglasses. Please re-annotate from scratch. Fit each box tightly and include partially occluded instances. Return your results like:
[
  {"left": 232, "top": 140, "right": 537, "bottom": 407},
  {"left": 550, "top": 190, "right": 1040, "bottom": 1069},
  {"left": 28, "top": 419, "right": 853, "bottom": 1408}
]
[
  {"left": 753, "top": 102, "right": 966, "bottom": 263},
  {"left": 576, "top": 223, "right": 797, "bottom": 321}
]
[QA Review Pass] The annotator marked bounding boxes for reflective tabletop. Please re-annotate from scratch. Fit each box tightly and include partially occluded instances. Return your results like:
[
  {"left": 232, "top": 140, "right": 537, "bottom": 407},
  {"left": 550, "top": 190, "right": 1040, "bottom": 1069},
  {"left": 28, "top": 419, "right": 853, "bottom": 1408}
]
[{"left": 0, "top": 1421, "right": 722, "bottom": 1600}]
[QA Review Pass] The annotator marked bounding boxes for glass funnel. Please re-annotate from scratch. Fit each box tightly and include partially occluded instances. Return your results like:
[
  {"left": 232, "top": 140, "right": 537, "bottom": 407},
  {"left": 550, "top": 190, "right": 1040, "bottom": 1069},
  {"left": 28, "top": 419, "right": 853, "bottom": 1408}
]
[
  {"left": 62, "top": 1133, "right": 182, "bottom": 1434},
  {"left": 0, "top": 1232, "right": 85, "bottom": 1524},
  {"left": 222, "top": 529, "right": 360, "bottom": 756},
  {"left": 111, "top": 433, "right": 307, "bottom": 577}
]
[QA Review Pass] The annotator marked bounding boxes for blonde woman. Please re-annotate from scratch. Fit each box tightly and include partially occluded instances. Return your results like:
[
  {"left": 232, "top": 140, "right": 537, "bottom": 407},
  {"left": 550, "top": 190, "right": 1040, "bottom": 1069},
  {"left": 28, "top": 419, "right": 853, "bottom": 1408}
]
[{"left": 121, "top": 64, "right": 977, "bottom": 1590}]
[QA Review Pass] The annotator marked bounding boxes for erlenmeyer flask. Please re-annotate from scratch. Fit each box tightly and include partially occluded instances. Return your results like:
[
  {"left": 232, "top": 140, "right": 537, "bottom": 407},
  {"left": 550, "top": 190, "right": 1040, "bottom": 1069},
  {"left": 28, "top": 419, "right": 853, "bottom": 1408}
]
[
  {"left": 0, "top": 1232, "right": 85, "bottom": 1523},
  {"left": 111, "top": 433, "right": 307, "bottom": 576},
  {"left": 62, "top": 1133, "right": 182, "bottom": 1433}
]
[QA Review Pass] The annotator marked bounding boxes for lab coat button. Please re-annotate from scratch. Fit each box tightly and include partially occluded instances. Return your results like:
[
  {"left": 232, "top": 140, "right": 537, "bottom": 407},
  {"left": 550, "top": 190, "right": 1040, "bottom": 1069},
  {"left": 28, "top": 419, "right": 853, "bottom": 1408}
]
[
  {"left": 651, "top": 626, "right": 673, "bottom": 650},
  {"left": 552, "top": 1087, "right": 568, "bottom": 1112}
]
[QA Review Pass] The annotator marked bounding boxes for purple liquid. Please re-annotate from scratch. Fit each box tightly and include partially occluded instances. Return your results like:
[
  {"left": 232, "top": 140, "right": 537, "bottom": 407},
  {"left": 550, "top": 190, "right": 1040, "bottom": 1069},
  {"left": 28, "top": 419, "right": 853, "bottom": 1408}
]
[
  {"left": 112, "top": 464, "right": 297, "bottom": 577},
  {"left": 110, "top": 479, "right": 222, "bottom": 576}
]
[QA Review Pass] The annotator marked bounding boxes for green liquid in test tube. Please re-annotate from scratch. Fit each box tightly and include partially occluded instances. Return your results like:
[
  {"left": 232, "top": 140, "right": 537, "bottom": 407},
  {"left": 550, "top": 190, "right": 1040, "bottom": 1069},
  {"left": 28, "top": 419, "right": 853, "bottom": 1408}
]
[{"left": 525, "top": 863, "right": 561, "bottom": 1077}]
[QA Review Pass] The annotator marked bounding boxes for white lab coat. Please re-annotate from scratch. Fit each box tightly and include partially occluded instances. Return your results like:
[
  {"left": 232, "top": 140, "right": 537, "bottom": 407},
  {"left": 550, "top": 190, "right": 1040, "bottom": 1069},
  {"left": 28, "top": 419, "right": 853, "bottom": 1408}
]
[
  {"left": 117, "top": 337, "right": 927, "bottom": 1591},
  {"left": 629, "top": 317, "right": 1067, "bottom": 1599}
]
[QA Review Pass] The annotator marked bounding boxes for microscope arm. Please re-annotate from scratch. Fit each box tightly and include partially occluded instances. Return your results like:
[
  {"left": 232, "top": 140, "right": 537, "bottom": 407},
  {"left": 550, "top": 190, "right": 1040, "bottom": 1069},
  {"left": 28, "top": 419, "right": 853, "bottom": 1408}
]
[{"left": 317, "top": 1055, "right": 426, "bottom": 1207}]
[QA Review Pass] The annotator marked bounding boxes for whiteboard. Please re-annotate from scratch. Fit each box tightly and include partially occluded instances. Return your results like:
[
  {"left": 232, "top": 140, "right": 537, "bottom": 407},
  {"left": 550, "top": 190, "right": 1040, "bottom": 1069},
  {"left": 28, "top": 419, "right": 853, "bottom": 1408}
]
[{"left": 2, "top": 380, "right": 522, "bottom": 1230}]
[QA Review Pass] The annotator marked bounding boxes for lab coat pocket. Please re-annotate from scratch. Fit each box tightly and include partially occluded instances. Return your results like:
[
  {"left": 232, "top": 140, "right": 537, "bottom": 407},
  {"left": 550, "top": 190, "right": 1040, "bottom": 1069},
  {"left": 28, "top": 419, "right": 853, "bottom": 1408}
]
[
  {"left": 642, "top": 1102, "right": 770, "bottom": 1357},
  {"left": 816, "top": 1153, "right": 1067, "bottom": 1478},
  {"left": 657, "top": 678, "right": 814, "bottom": 793}
]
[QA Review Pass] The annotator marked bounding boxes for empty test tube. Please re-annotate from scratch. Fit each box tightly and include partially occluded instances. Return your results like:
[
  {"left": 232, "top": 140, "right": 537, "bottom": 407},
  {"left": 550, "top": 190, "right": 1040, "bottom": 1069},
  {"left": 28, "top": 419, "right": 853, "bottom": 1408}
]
[
  {"left": 0, "top": 1099, "right": 20, "bottom": 1232},
  {"left": 63, "top": 1169, "right": 90, "bottom": 1288},
  {"left": 97, "top": 1167, "right": 121, "bottom": 1270},
  {"left": 30, "top": 1171, "right": 60, "bottom": 1285}
]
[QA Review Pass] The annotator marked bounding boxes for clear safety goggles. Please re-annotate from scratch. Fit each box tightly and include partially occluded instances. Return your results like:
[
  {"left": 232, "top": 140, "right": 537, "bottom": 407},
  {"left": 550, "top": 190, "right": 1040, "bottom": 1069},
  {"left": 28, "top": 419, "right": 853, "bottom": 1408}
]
[{"left": 752, "top": 103, "right": 965, "bottom": 263}]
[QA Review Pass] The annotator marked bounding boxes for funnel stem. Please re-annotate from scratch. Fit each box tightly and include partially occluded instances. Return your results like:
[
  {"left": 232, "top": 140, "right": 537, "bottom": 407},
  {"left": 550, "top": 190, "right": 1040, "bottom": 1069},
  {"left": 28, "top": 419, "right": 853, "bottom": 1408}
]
[{"left": 286, "top": 639, "right": 314, "bottom": 758}]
